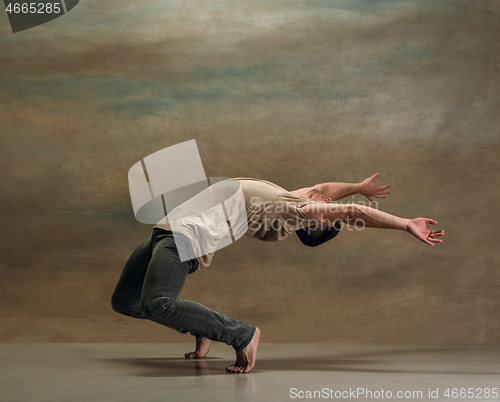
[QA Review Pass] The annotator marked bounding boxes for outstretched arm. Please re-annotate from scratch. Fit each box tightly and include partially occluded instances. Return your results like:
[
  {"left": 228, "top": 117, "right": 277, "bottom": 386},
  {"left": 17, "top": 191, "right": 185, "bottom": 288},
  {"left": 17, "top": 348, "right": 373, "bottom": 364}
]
[
  {"left": 291, "top": 173, "right": 390, "bottom": 202},
  {"left": 301, "top": 203, "right": 444, "bottom": 246}
]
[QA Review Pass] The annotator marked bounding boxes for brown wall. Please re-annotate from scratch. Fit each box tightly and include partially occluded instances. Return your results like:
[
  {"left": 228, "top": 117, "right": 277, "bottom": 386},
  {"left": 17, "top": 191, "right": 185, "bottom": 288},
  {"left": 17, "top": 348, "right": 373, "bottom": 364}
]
[{"left": 1, "top": 0, "right": 499, "bottom": 343}]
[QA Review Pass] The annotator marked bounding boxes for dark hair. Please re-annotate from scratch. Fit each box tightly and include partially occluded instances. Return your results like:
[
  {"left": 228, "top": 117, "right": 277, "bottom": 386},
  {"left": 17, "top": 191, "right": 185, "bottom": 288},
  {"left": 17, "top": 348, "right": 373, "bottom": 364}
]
[{"left": 295, "top": 221, "right": 341, "bottom": 247}]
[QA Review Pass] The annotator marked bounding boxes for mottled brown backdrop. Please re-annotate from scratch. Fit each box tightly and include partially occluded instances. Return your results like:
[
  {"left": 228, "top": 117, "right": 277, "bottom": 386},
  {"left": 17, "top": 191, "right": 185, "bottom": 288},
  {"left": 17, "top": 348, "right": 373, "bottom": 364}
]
[{"left": 0, "top": 0, "right": 498, "bottom": 343}]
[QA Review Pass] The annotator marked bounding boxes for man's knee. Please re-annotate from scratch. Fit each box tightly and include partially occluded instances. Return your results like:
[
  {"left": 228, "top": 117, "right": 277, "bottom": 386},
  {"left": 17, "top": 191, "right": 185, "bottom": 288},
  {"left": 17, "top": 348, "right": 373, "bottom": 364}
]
[{"left": 111, "top": 292, "right": 128, "bottom": 315}]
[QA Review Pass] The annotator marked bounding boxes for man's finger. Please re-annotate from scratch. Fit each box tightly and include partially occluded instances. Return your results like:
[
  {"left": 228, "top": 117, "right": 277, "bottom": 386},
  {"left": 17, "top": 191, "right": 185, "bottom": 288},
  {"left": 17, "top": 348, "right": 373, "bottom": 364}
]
[
  {"left": 425, "top": 219, "right": 438, "bottom": 225},
  {"left": 371, "top": 172, "right": 380, "bottom": 180}
]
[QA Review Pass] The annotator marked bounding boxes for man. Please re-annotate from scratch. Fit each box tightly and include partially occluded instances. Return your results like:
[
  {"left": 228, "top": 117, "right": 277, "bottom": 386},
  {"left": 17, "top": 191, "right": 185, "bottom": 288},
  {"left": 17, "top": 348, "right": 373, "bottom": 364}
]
[{"left": 111, "top": 173, "right": 444, "bottom": 373}]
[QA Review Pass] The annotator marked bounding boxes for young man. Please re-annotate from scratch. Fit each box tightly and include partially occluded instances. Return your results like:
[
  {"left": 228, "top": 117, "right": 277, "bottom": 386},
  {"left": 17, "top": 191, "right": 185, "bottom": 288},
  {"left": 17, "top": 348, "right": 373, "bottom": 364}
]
[{"left": 111, "top": 173, "right": 444, "bottom": 373}]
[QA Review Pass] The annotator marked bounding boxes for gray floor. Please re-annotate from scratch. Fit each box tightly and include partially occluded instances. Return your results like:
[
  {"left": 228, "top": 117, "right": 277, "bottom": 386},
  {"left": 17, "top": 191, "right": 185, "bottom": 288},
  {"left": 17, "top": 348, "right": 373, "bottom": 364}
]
[{"left": 1, "top": 343, "right": 499, "bottom": 402}]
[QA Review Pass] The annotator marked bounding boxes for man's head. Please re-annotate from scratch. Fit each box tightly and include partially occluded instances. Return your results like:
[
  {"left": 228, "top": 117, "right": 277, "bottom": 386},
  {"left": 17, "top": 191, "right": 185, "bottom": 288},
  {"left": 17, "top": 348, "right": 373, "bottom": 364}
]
[
  {"left": 306, "top": 188, "right": 332, "bottom": 203},
  {"left": 295, "top": 220, "right": 341, "bottom": 247}
]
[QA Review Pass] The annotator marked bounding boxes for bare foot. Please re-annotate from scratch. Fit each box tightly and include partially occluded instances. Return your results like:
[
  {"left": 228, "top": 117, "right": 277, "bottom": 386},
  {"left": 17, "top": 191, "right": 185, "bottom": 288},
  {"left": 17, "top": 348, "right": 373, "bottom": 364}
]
[
  {"left": 185, "top": 337, "right": 212, "bottom": 359},
  {"left": 226, "top": 327, "right": 261, "bottom": 373}
]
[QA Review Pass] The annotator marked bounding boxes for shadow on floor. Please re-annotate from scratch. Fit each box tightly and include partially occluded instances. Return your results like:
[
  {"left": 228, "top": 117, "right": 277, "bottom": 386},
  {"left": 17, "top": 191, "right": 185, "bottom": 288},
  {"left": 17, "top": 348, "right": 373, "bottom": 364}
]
[{"left": 100, "top": 346, "right": 500, "bottom": 377}]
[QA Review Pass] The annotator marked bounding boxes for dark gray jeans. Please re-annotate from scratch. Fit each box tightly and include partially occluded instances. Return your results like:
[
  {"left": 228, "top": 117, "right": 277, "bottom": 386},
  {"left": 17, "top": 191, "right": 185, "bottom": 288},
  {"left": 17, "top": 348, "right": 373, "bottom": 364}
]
[{"left": 111, "top": 228, "right": 255, "bottom": 352}]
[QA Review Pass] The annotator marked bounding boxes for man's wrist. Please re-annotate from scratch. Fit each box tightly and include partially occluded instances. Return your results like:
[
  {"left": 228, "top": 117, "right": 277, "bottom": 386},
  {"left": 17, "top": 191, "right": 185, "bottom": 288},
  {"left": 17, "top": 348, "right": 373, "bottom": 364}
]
[
  {"left": 402, "top": 218, "right": 411, "bottom": 231},
  {"left": 354, "top": 182, "right": 364, "bottom": 195}
]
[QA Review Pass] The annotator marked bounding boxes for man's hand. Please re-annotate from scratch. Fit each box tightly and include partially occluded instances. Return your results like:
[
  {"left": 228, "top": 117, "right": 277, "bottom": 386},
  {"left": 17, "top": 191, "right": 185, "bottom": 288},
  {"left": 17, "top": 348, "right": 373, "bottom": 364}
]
[
  {"left": 406, "top": 218, "right": 445, "bottom": 246},
  {"left": 359, "top": 173, "right": 391, "bottom": 202}
]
